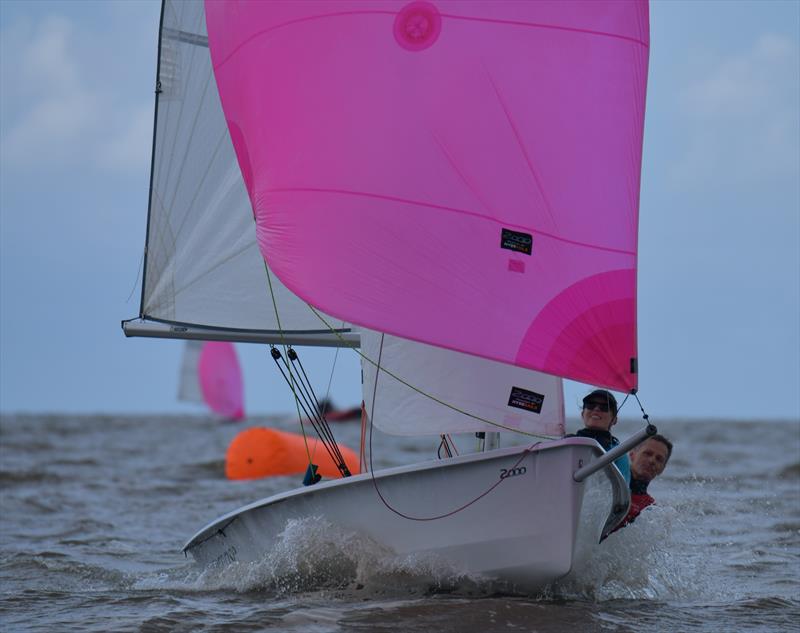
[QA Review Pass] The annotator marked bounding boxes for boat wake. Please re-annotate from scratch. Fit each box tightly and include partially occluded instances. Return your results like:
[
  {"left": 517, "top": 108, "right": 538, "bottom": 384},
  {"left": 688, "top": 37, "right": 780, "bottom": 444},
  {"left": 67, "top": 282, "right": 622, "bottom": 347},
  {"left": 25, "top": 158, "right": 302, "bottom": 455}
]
[
  {"left": 550, "top": 504, "right": 708, "bottom": 602},
  {"left": 186, "top": 516, "right": 489, "bottom": 597},
  {"left": 152, "top": 506, "right": 712, "bottom": 602}
]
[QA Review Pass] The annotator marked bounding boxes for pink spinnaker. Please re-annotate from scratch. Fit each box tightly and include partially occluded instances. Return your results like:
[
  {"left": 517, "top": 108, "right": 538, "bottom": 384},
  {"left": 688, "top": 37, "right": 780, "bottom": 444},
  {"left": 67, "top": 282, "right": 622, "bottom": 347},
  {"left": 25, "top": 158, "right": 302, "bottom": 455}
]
[
  {"left": 205, "top": 1, "right": 649, "bottom": 392},
  {"left": 198, "top": 342, "right": 245, "bottom": 421}
]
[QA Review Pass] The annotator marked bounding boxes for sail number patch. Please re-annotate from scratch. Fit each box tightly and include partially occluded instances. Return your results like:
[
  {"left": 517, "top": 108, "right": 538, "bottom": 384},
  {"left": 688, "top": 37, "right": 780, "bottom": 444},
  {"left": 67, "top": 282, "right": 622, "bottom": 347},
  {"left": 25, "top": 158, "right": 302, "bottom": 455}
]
[
  {"left": 507, "top": 387, "right": 544, "bottom": 414},
  {"left": 500, "top": 228, "right": 532, "bottom": 255}
]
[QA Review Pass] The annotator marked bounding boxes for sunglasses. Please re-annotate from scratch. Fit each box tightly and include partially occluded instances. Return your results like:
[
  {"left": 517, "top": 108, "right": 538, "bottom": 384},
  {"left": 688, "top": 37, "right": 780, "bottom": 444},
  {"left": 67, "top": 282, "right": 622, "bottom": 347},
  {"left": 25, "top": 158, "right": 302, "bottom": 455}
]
[{"left": 583, "top": 401, "right": 611, "bottom": 413}]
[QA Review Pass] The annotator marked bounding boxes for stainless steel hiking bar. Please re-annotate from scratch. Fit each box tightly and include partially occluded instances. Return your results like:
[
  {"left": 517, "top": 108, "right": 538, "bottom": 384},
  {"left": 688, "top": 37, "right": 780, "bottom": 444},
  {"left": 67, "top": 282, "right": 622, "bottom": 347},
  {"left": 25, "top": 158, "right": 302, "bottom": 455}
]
[{"left": 573, "top": 424, "right": 658, "bottom": 482}]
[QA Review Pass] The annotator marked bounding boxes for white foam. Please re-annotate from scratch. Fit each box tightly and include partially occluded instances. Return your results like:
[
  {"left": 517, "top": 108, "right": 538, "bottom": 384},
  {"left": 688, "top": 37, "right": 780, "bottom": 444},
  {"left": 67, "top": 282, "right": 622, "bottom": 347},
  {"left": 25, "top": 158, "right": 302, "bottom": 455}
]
[
  {"left": 136, "top": 499, "right": 738, "bottom": 602},
  {"left": 549, "top": 504, "right": 719, "bottom": 601},
  {"left": 190, "top": 516, "right": 488, "bottom": 596}
]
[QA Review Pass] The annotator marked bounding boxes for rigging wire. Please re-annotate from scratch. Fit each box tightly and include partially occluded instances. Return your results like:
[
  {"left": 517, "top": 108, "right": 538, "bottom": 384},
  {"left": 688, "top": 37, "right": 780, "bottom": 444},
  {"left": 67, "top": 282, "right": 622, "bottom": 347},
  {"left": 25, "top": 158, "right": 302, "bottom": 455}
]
[
  {"left": 359, "top": 403, "right": 368, "bottom": 473},
  {"left": 320, "top": 341, "right": 342, "bottom": 416},
  {"left": 268, "top": 347, "right": 351, "bottom": 477},
  {"left": 287, "top": 348, "right": 350, "bottom": 474},
  {"left": 613, "top": 390, "right": 653, "bottom": 428},
  {"left": 125, "top": 247, "right": 146, "bottom": 304},
  {"left": 437, "top": 435, "right": 453, "bottom": 459},
  {"left": 263, "top": 262, "right": 351, "bottom": 479},
  {"left": 631, "top": 390, "right": 653, "bottom": 426},
  {"left": 264, "top": 263, "right": 313, "bottom": 466}
]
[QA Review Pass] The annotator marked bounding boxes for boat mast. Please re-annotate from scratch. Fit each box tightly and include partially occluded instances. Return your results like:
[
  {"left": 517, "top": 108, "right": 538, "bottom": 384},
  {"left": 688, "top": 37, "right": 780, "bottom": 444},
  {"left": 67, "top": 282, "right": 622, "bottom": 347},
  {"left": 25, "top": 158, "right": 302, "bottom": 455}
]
[{"left": 476, "top": 432, "right": 500, "bottom": 452}]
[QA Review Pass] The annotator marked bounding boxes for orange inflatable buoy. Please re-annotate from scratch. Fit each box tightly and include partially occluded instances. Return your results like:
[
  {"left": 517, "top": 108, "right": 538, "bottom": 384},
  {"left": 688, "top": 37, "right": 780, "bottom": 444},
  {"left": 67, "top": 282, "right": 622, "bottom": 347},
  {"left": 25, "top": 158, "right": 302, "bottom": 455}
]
[{"left": 225, "top": 427, "right": 360, "bottom": 480}]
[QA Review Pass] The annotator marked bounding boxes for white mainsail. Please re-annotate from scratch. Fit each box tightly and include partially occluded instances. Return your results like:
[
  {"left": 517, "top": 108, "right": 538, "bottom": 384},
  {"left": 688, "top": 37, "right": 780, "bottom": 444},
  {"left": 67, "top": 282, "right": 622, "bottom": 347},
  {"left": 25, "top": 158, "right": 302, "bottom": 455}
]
[{"left": 123, "top": 0, "right": 354, "bottom": 346}]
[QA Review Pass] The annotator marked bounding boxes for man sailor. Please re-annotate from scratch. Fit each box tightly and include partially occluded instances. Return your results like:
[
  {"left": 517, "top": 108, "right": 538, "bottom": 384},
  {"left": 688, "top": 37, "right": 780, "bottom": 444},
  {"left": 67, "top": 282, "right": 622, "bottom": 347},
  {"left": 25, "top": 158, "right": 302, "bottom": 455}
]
[{"left": 618, "top": 434, "right": 673, "bottom": 528}]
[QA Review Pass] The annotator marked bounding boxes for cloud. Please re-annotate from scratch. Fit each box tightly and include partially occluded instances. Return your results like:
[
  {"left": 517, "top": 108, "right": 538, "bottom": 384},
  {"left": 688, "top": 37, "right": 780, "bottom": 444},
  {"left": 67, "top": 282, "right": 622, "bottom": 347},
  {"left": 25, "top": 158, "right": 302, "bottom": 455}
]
[
  {"left": 22, "top": 14, "right": 79, "bottom": 93},
  {"left": 0, "top": 12, "right": 151, "bottom": 173},
  {"left": 670, "top": 33, "right": 799, "bottom": 191},
  {"left": 96, "top": 104, "right": 153, "bottom": 171},
  {"left": 682, "top": 34, "right": 795, "bottom": 116},
  {"left": 2, "top": 87, "right": 101, "bottom": 163}
]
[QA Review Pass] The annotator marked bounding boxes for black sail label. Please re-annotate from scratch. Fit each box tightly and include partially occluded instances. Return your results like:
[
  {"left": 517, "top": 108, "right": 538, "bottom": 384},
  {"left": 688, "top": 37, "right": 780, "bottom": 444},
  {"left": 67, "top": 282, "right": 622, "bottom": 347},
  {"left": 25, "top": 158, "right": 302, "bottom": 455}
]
[
  {"left": 500, "top": 228, "right": 532, "bottom": 255},
  {"left": 507, "top": 387, "right": 544, "bottom": 414}
]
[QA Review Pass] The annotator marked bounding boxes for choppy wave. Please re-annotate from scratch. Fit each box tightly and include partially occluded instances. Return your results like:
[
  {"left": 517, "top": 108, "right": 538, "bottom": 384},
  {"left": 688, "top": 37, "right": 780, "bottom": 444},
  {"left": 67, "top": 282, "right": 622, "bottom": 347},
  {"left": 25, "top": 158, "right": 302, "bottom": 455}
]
[
  {"left": 0, "top": 469, "right": 63, "bottom": 485},
  {"left": 0, "top": 551, "right": 127, "bottom": 590},
  {"left": 178, "top": 459, "right": 227, "bottom": 479},
  {"left": 777, "top": 462, "right": 800, "bottom": 479},
  {"left": 2, "top": 414, "right": 799, "bottom": 632}
]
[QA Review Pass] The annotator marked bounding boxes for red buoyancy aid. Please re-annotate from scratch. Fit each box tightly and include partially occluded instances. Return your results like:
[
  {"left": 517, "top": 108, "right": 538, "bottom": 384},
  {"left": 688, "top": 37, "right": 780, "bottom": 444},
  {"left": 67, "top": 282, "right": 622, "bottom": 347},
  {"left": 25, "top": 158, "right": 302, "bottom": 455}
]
[
  {"left": 608, "top": 492, "right": 655, "bottom": 537},
  {"left": 621, "top": 492, "right": 655, "bottom": 528}
]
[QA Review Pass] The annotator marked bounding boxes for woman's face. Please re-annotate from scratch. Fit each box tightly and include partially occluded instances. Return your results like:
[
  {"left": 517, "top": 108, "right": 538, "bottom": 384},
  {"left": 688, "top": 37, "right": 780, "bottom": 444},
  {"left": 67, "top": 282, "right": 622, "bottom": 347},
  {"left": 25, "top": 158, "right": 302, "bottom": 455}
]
[{"left": 581, "top": 399, "right": 615, "bottom": 430}]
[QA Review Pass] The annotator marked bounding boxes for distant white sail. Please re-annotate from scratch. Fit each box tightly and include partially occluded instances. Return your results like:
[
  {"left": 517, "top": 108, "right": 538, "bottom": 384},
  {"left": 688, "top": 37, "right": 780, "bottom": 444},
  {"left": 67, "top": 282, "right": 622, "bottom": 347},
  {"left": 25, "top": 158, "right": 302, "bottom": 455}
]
[{"left": 177, "top": 340, "right": 203, "bottom": 404}]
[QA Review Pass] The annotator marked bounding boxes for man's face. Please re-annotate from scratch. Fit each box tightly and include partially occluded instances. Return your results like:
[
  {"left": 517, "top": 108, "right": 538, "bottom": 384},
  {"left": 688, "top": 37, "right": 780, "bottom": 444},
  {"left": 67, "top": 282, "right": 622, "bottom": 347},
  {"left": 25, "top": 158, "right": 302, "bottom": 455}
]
[
  {"left": 630, "top": 439, "right": 670, "bottom": 482},
  {"left": 581, "top": 399, "right": 615, "bottom": 431}
]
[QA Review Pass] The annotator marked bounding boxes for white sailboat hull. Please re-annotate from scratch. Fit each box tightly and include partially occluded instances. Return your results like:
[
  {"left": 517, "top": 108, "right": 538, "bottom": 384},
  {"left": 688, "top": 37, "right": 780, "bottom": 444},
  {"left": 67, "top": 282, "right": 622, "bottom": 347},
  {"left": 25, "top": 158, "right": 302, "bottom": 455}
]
[{"left": 184, "top": 437, "right": 629, "bottom": 591}]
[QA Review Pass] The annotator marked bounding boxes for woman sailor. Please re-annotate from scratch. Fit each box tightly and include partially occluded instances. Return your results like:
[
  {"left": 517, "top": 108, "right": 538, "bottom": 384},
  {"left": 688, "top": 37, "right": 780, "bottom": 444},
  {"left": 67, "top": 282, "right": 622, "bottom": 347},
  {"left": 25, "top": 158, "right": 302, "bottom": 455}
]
[{"left": 573, "top": 389, "right": 631, "bottom": 483}]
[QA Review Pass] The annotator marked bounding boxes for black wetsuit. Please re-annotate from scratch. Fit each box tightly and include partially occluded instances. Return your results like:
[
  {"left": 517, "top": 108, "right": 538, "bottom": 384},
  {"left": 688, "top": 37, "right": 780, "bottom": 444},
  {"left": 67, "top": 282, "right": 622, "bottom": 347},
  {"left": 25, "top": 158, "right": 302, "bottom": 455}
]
[
  {"left": 571, "top": 427, "right": 631, "bottom": 481},
  {"left": 574, "top": 427, "right": 618, "bottom": 451}
]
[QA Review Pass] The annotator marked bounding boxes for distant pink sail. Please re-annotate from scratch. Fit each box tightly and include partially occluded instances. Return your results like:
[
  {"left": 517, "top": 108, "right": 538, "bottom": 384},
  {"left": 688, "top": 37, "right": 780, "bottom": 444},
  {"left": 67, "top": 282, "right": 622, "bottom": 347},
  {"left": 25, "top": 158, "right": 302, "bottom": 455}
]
[
  {"left": 198, "top": 342, "right": 245, "bottom": 421},
  {"left": 205, "top": 1, "right": 649, "bottom": 392}
]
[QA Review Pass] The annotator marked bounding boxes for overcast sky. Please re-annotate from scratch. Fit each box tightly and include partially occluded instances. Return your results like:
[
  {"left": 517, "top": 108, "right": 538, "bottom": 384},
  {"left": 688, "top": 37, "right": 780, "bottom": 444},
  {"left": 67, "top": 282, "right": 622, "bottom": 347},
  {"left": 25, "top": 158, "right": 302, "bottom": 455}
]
[{"left": 1, "top": 1, "right": 798, "bottom": 421}]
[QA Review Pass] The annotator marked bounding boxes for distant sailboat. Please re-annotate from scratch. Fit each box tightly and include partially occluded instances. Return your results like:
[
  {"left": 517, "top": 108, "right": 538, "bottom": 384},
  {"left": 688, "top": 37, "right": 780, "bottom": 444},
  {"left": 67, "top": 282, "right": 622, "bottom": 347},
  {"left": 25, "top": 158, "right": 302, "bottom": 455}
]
[
  {"left": 178, "top": 341, "right": 244, "bottom": 421},
  {"left": 124, "top": 0, "right": 657, "bottom": 591}
]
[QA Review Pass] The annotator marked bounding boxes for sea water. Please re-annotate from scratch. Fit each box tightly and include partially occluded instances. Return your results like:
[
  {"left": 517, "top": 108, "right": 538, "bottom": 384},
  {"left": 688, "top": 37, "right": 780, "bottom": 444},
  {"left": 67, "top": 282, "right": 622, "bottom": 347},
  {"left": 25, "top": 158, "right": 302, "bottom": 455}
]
[{"left": 1, "top": 413, "right": 798, "bottom": 632}]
